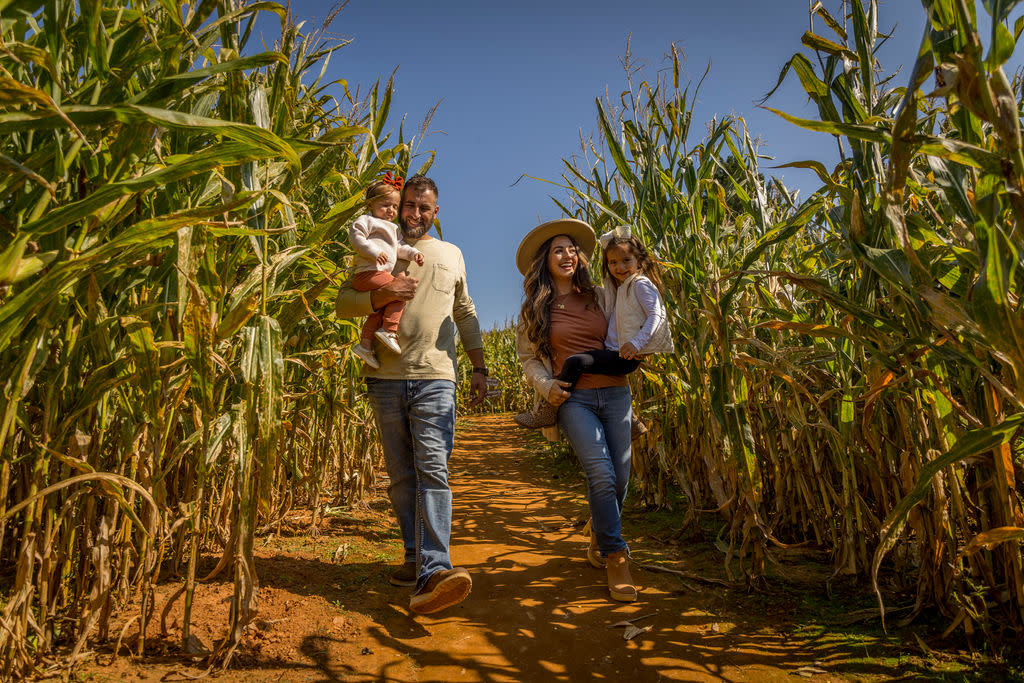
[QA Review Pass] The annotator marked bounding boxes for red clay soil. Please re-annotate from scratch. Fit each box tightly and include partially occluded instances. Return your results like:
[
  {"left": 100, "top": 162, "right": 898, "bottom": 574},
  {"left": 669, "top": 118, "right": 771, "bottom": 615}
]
[{"left": 74, "top": 414, "right": 895, "bottom": 682}]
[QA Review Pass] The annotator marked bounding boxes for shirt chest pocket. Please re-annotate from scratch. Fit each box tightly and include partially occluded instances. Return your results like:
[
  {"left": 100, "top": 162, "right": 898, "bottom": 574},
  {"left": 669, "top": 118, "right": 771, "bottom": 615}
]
[{"left": 432, "top": 263, "right": 456, "bottom": 293}]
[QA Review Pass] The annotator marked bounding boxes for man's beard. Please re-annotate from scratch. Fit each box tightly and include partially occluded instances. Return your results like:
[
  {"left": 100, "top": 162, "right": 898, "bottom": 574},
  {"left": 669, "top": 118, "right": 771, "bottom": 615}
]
[{"left": 401, "top": 220, "right": 430, "bottom": 239}]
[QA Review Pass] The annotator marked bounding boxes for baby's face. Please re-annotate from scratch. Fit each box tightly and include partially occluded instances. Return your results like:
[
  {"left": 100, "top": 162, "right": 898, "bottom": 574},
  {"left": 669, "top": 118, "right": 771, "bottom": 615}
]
[{"left": 369, "top": 189, "right": 400, "bottom": 221}]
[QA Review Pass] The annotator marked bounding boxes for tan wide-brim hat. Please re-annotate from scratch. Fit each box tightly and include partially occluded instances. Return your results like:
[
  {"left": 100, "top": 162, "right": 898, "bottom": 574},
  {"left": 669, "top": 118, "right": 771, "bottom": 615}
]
[{"left": 515, "top": 218, "right": 597, "bottom": 275}]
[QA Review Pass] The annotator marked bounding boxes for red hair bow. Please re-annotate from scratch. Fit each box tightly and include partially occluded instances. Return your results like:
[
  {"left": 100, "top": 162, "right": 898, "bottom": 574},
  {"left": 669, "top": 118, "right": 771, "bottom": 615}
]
[{"left": 383, "top": 172, "right": 403, "bottom": 191}]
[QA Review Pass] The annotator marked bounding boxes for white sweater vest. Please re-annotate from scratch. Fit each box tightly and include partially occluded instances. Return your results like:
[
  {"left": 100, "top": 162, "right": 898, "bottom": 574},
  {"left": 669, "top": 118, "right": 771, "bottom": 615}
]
[{"left": 599, "top": 273, "right": 674, "bottom": 355}]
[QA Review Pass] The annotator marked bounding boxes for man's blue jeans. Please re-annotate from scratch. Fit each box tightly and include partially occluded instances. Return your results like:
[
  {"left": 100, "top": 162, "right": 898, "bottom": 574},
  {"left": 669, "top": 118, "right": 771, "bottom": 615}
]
[
  {"left": 365, "top": 378, "right": 456, "bottom": 593},
  {"left": 558, "top": 386, "right": 632, "bottom": 556}
]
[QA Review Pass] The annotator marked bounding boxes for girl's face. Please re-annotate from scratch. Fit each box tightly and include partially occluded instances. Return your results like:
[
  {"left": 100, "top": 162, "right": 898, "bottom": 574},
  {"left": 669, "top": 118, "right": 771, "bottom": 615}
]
[
  {"left": 546, "top": 235, "right": 579, "bottom": 284},
  {"left": 605, "top": 242, "right": 638, "bottom": 284},
  {"left": 369, "top": 188, "right": 400, "bottom": 221}
]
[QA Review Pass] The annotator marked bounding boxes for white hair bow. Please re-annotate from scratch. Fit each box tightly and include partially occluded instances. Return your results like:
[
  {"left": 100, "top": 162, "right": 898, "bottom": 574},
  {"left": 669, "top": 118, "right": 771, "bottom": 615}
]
[{"left": 598, "top": 225, "right": 632, "bottom": 248}]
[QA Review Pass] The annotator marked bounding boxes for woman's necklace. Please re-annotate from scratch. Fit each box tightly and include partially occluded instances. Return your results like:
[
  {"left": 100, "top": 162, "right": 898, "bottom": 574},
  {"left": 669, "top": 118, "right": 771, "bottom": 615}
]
[{"left": 554, "top": 292, "right": 571, "bottom": 309}]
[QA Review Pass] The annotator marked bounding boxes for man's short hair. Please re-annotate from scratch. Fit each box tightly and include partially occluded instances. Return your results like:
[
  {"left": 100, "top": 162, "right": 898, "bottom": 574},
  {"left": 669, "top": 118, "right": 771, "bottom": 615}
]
[{"left": 403, "top": 175, "right": 438, "bottom": 199}]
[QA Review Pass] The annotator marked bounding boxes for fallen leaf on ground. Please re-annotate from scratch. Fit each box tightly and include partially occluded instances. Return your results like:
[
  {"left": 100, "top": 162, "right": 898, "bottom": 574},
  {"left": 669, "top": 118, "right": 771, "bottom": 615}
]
[
  {"left": 608, "top": 612, "right": 656, "bottom": 628},
  {"left": 794, "top": 666, "right": 828, "bottom": 676},
  {"left": 623, "top": 625, "right": 652, "bottom": 640}
]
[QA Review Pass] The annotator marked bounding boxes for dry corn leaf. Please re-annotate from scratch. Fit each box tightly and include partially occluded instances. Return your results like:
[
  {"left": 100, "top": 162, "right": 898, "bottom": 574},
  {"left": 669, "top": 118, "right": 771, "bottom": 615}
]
[
  {"left": 622, "top": 625, "right": 652, "bottom": 641},
  {"left": 794, "top": 666, "right": 828, "bottom": 676},
  {"left": 609, "top": 612, "right": 656, "bottom": 629}
]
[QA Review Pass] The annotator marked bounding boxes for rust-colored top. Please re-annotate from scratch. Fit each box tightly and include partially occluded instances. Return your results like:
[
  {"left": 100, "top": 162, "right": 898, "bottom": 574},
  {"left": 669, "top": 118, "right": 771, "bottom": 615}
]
[{"left": 549, "top": 291, "right": 628, "bottom": 390}]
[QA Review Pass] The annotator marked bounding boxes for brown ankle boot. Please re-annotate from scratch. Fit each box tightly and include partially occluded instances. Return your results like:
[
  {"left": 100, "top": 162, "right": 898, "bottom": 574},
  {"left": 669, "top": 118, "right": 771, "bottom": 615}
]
[
  {"left": 514, "top": 400, "right": 558, "bottom": 429},
  {"left": 582, "top": 519, "right": 606, "bottom": 568},
  {"left": 606, "top": 550, "right": 637, "bottom": 602}
]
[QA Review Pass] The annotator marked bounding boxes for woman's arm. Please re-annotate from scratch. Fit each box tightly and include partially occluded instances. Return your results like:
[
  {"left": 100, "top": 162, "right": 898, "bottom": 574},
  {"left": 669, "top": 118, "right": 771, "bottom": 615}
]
[{"left": 516, "top": 322, "right": 558, "bottom": 396}]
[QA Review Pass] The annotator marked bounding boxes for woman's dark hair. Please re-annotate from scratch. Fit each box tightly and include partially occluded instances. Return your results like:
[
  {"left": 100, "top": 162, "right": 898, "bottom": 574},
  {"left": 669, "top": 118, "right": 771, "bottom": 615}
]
[
  {"left": 519, "top": 234, "right": 597, "bottom": 360},
  {"left": 600, "top": 235, "right": 664, "bottom": 295}
]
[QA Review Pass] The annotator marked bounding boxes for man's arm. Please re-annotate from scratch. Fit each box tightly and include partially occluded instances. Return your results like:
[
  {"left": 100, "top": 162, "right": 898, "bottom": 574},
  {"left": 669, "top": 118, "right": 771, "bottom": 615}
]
[
  {"left": 335, "top": 272, "right": 419, "bottom": 319},
  {"left": 451, "top": 249, "right": 486, "bottom": 406},
  {"left": 451, "top": 251, "right": 484, "bottom": 350}
]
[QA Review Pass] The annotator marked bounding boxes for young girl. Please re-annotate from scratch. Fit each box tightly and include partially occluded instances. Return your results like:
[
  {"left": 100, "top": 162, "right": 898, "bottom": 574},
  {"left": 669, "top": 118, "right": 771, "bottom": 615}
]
[
  {"left": 515, "top": 225, "right": 673, "bottom": 437},
  {"left": 348, "top": 173, "right": 424, "bottom": 369}
]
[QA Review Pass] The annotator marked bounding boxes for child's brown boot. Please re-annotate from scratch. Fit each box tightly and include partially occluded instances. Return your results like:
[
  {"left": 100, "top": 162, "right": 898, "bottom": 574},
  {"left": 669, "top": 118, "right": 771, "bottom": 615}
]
[
  {"left": 631, "top": 415, "right": 648, "bottom": 441},
  {"left": 514, "top": 401, "right": 558, "bottom": 429}
]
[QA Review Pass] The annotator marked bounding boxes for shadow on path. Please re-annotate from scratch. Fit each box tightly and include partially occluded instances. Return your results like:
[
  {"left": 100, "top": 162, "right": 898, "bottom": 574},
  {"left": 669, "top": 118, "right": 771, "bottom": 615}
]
[{"left": 86, "top": 414, "right": 926, "bottom": 682}]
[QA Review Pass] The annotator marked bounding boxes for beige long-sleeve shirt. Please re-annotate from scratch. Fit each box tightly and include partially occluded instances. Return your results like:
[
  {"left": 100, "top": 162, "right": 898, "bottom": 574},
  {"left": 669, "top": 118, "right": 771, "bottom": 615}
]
[{"left": 335, "top": 236, "right": 483, "bottom": 381}]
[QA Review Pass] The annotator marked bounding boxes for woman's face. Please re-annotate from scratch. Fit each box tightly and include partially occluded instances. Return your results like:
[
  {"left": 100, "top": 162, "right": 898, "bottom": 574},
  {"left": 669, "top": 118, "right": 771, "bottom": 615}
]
[{"left": 546, "top": 235, "right": 579, "bottom": 283}]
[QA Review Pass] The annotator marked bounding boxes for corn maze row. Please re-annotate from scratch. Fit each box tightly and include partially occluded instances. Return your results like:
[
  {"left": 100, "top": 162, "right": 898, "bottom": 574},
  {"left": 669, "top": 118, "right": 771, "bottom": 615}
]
[{"left": 2, "top": 0, "right": 1023, "bottom": 678}]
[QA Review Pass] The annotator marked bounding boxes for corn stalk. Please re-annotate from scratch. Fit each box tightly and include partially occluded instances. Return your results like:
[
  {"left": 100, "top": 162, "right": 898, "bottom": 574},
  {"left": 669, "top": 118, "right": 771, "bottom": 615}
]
[{"left": 0, "top": 0, "right": 422, "bottom": 676}]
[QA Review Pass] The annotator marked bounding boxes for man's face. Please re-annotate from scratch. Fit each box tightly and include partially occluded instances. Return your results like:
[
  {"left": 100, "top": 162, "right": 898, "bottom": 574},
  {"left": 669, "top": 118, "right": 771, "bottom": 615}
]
[{"left": 399, "top": 187, "right": 439, "bottom": 239}]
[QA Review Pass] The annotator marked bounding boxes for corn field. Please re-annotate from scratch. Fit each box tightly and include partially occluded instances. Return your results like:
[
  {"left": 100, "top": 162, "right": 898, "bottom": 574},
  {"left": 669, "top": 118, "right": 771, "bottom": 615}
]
[
  {"left": 4, "top": 0, "right": 1024, "bottom": 677},
  {"left": 0, "top": 0, "right": 434, "bottom": 677},
  {"left": 510, "top": 0, "right": 1024, "bottom": 644}
]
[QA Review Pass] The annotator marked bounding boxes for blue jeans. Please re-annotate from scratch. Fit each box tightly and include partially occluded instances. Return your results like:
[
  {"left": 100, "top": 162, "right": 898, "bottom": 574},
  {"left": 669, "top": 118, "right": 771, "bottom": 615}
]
[
  {"left": 558, "top": 386, "right": 632, "bottom": 556},
  {"left": 365, "top": 378, "right": 456, "bottom": 592}
]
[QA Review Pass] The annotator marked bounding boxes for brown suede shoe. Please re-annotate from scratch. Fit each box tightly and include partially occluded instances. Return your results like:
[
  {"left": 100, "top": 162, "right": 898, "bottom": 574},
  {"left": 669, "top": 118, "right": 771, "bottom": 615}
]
[
  {"left": 389, "top": 560, "right": 417, "bottom": 587},
  {"left": 606, "top": 550, "right": 637, "bottom": 602},
  {"left": 409, "top": 567, "right": 472, "bottom": 614},
  {"left": 514, "top": 400, "right": 558, "bottom": 429}
]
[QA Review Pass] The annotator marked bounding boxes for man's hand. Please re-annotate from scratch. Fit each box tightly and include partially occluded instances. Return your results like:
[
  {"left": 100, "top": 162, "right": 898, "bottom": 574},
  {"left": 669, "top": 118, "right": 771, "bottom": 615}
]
[
  {"left": 465, "top": 348, "right": 488, "bottom": 408},
  {"left": 468, "top": 372, "right": 487, "bottom": 407},
  {"left": 370, "top": 272, "right": 418, "bottom": 310},
  {"left": 619, "top": 341, "right": 640, "bottom": 360},
  {"left": 546, "top": 380, "right": 572, "bottom": 407},
  {"left": 376, "top": 252, "right": 388, "bottom": 266}
]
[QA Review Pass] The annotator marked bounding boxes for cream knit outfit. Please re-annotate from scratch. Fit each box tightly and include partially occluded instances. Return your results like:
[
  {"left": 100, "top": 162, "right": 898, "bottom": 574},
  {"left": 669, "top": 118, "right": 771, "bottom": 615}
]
[{"left": 348, "top": 214, "right": 422, "bottom": 275}]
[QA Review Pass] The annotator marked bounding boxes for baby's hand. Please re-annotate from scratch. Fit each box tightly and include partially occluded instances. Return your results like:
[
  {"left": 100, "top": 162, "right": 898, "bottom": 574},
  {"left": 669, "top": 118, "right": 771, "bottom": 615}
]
[
  {"left": 414, "top": 253, "right": 424, "bottom": 266},
  {"left": 619, "top": 342, "right": 639, "bottom": 360},
  {"left": 376, "top": 252, "right": 388, "bottom": 266}
]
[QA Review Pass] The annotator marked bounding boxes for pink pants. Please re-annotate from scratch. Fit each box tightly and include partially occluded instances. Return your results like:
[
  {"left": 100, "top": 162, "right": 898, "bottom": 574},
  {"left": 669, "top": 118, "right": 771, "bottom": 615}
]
[{"left": 352, "top": 270, "right": 404, "bottom": 344}]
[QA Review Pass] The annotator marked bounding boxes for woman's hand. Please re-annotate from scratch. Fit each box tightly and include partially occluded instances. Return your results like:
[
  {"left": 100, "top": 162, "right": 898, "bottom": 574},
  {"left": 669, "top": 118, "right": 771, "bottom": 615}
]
[
  {"left": 619, "top": 342, "right": 639, "bottom": 360},
  {"left": 546, "top": 380, "right": 572, "bottom": 407}
]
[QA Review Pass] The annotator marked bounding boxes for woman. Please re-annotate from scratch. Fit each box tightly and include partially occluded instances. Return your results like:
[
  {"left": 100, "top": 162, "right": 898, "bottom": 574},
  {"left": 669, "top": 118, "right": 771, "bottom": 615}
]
[{"left": 514, "top": 218, "right": 636, "bottom": 602}]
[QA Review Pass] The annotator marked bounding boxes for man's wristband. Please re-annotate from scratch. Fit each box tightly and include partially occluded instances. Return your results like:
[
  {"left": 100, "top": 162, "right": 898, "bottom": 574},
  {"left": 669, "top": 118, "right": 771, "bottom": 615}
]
[{"left": 472, "top": 367, "right": 489, "bottom": 376}]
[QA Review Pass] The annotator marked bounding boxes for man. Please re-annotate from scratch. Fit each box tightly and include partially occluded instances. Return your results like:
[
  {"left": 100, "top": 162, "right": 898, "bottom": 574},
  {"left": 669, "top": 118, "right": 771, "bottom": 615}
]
[{"left": 335, "top": 175, "right": 487, "bottom": 615}]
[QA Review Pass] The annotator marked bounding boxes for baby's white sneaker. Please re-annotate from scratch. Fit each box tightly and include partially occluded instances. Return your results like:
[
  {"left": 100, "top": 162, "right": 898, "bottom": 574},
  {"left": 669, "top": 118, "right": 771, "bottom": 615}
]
[
  {"left": 375, "top": 329, "right": 402, "bottom": 354},
  {"left": 352, "top": 343, "right": 380, "bottom": 369}
]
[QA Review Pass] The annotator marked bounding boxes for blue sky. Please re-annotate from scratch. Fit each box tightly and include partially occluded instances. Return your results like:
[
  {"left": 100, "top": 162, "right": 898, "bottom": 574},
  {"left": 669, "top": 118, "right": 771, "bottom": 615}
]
[{"left": 270, "top": 1, "right": 1019, "bottom": 329}]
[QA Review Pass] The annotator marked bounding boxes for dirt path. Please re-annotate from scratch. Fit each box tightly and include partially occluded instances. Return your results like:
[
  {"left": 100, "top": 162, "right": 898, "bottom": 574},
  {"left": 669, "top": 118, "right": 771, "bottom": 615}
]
[{"left": 81, "top": 415, "right": 885, "bottom": 682}]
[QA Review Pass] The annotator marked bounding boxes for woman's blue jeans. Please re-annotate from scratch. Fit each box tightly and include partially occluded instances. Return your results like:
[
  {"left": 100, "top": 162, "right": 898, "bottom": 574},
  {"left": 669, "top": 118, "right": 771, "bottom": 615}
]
[
  {"left": 365, "top": 378, "right": 456, "bottom": 593},
  {"left": 558, "top": 385, "right": 632, "bottom": 556}
]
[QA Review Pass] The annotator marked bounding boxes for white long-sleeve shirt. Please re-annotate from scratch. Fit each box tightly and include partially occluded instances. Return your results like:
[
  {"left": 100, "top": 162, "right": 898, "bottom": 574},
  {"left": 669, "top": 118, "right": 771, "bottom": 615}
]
[
  {"left": 604, "top": 275, "right": 666, "bottom": 351},
  {"left": 348, "top": 214, "right": 422, "bottom": 274}
]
